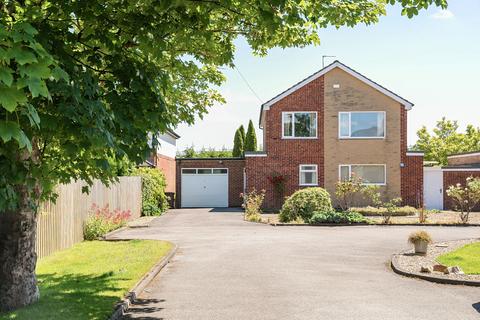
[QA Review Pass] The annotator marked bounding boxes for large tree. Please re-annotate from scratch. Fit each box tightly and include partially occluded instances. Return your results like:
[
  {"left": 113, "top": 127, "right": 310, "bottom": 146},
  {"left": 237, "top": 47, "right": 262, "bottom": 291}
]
[
  {"left": 0, "top": 0, "right": 447, "bottom": 311},
  {"left": 245, "top": 120, "right": 257, "bottom": 152},
  {"left": 414, "top": 117, "right": 480, "bottom": 165}
]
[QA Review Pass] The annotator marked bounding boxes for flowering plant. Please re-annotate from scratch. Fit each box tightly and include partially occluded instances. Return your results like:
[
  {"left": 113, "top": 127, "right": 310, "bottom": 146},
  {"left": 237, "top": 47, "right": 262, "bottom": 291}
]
[
  {"left": 84, "top": 203, "right": 132, "bottom": 240},
  {"left": 446, "top": 176, "right": 480, "bottom": 224},
  {"left": 267, "top": 172, "right": 287, "bottom": 194}
]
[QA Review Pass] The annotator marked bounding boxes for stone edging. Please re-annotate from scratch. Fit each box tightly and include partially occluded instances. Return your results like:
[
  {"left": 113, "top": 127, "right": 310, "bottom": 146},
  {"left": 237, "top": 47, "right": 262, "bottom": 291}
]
[
  {"left": 109, "top": 243, "right": 178, "bottom": 320},
  {"left": 390, "top": 246, "right": 480, "bottom": 287},
  {"left": 269, "top": 223, "right": 480, "bottom": 227}
]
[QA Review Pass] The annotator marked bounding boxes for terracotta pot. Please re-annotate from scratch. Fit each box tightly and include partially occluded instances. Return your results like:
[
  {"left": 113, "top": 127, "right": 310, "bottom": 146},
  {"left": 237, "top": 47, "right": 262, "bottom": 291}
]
[{"left": 414, "top": 240, "right": 429, "bottom": 254}]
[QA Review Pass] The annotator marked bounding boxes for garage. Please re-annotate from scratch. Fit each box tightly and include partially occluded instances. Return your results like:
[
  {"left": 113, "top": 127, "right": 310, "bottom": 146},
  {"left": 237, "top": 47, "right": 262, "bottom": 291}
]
[{"left": 181, "top": 168, "right": 229, "bottom": 207}]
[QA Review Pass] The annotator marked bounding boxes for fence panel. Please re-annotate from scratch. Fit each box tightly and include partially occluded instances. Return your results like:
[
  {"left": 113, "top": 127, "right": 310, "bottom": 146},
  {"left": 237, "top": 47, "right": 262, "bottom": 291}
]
[{"left": 36, "top": 176, "right": 142, "bottom": 259}]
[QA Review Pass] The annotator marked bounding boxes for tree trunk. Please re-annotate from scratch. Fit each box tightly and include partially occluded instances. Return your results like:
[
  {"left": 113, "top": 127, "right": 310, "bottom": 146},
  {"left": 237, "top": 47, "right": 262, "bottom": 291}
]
[{"left": 0, "top": 207, "right": 39, "bottom": 312}]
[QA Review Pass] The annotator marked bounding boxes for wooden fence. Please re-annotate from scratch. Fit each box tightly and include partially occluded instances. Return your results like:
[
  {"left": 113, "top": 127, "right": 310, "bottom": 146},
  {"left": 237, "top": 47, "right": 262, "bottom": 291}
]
[{"left": 36, "top": 176, "right": 142, "bottom": 259}]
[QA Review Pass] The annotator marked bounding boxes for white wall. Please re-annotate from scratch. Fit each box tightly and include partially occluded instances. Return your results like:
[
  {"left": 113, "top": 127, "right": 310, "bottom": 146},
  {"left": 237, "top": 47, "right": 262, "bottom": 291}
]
[{"left": 157, "top": 133, "right": 177, "bottom": 159}]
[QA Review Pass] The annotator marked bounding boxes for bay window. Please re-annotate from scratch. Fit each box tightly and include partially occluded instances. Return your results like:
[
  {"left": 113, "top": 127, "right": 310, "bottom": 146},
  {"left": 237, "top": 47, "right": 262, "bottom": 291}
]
[
  {"left": 339, "top": 164, "right": 386, "bottom": 185},
  {"left": 282, "top": 112, "right": 317, "bottom": 138},
  {"left": 339, "top": 111, "right": 385, "bottom": 138}
]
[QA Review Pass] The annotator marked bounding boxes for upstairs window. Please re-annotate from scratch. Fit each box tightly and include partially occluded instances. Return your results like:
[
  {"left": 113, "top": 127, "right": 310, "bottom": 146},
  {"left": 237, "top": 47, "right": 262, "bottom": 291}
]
[
  {"left": 339, "top": 111, "right": 385, "bottom": 139},
  {"left": 282, "top": 112, "right": 317, "bottom": 138}
]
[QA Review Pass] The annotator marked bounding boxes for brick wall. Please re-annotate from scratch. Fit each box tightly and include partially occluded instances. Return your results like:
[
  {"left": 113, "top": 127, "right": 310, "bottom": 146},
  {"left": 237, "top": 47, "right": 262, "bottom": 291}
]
[
  {"left": 246, "top": 75, "right": 325, "bottom": 209},
  {"left": 176, "top": 158, "right": 245, "bottom": 208},
  {"left": 155, "top": 154, "right": 176, "bottom": 193},
  {"left": 399, "top": 108, "right": 423, "bottom": 207},
  {"left": 443, "top": 171, "right": 480, "bottom": 210},
  {"left": 401, "top": 155, "right": 424, "bottom": 207}
]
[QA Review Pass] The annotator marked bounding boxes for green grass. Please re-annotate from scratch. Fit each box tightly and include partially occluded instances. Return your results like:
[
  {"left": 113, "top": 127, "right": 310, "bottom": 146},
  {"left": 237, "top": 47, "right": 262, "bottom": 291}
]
[
  {"left": 437, "top": 242, "right": 480, "bottom": 275},
  {"left": 0, "top": 240, "right": 173, "bottom": 320}
]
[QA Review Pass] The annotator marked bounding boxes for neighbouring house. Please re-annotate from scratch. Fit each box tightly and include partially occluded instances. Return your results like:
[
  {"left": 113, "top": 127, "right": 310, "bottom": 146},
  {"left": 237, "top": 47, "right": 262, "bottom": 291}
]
[
  {"left": 176, "top": 61, "right": 424, "bottom": 209},
  {"left": 424, "top": 151, "right": 480, "bottom": 210}
]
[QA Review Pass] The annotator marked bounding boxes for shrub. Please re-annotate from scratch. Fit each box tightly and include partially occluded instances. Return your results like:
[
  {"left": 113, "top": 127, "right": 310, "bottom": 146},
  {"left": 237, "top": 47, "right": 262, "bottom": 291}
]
[
  {"left": 309, "top": 210, "right": 367, "bottom": 224},
  {"left": 84, "top": 204, "right": 131, "bottom": 240},
  {"left": 335, "top": 177, "right": 382, "bottom": 210},
  {"left": 408, "top": 230, "right": 433, "bottom": 244},
  {"left": 381, "top": 197, "right": 402, "bottom": 224},
  {"left": 131, "top": 167, "right": 169, "bottom": 216},
  {"left": 242, "top": 189, "right": 265, "bottom": 222},
  {"left": 446, "top": 176, "right": 480, "bottom": 224},
  {"left": 349, "top": 206, "right": 417, "bottom": 216},
  {"left": 335, "top": 176, "right": 363, "bottom": 211},
  {"left": 279, "top": 187, "right": 333, "bottom": 222}
]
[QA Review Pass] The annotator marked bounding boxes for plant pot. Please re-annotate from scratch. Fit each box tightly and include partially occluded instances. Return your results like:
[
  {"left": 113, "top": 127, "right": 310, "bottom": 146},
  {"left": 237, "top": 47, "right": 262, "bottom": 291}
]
[{"left": 414, "top": 240, "right": 429, "bottom": 254}]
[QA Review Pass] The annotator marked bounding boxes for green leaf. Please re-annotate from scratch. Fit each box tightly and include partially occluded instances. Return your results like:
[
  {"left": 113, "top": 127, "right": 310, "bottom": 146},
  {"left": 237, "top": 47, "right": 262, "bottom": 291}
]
[
  {"left": 51, "top": 66, "right": 69, "bottom": 82},
  {"left": 18, "top": 23, "right": 38, "bottom": 36},
  {"left": 26, "top": 77, "right": 49, "bottom": 98},
  {"left": 0, "top": 121, "right": 21, "bottom": 142},
  {"left": 0, "top": 85, "right": 27, "bottom": 112},
  {"left": 0, "top": 67, "right": 14, "bottom": 86},
  {"left": 26, "top": 104, "right": 41, "bottom": 128},
  {"left": 8, "top": 46, "right": 38, "bottom": 65},
  {"left": 19, "top": 61, "right": 51, "bottom": 79},
  {"left": 18, "top": 130, "right": 32, "bottom": 152}
]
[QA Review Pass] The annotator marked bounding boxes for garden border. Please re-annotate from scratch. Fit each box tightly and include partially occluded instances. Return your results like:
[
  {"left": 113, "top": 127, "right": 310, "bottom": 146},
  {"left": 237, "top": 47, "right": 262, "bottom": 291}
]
[
  {"left": 390, "top": 245, "right": 480, "bottom": 287},
  {"left": 108, "top": 242, "right": 178, "bottom": 320},
  {"left": 269, "top": 222, "right": 480, "bottom": 227}
]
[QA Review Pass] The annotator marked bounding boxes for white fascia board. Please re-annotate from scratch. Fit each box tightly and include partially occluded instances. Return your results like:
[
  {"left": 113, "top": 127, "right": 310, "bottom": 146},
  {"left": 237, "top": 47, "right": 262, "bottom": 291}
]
[{"left": 406, "top": 152, "right": 424, "bottom": 156}]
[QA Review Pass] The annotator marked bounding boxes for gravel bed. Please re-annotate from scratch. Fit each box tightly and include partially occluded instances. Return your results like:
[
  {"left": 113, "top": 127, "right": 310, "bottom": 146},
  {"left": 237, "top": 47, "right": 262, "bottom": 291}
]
[{"left": 392, "top": 239, "right": 480, "bottom": 282}]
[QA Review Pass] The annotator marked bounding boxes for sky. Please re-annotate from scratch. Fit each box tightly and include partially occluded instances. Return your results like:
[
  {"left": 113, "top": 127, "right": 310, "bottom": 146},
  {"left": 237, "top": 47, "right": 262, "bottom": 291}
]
[{"left": 175, "top": 1, "right": 480, "bottom": 151}]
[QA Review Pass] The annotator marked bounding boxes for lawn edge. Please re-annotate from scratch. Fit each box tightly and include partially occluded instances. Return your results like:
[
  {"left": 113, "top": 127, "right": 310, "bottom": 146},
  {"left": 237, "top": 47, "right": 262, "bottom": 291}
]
[
  {"left": 390, "top": 244, "right": 480, "bottom": 287},
  {"left": 108, "top": 242, "right": 178, "bottom": 320}
]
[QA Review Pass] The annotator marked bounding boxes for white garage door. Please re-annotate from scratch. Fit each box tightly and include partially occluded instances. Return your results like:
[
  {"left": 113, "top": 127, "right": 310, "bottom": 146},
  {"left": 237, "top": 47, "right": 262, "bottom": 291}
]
[{"left": 181, "top": 168, "right": 228, "bottom": 207}]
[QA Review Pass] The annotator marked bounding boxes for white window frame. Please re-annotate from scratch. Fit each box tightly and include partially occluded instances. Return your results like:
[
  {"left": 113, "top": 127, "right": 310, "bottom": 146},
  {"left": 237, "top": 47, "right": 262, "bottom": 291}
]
[
  {"left": 338, "top": 111, "right": 386, "bottom": 139},
  {"left": 338, "top": 164, "right": 386, "bottom": 186},
  {"left": 181, "top": 168, "right": 228, "bottom": 175},
  {"left": 299, "top": 164, "right": 318, "bottom": 186},
  {"left": 282, "top": 111, "right": 318, "bottom": 139}
]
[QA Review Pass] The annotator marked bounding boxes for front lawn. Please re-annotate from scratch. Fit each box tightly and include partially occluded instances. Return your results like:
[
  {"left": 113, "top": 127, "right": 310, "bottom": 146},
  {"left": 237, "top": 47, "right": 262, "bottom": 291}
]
[
  {"left": 437, "top": 242, "right": 480, "bottom": 274},
  {"left": 0, "top": 240, "right": 173, "bottom": 320}
]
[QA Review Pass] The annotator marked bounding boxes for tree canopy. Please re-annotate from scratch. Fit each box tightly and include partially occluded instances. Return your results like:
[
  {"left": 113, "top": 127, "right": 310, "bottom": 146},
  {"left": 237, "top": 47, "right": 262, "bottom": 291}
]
[{"left": 413, "top": 118, "right": 480, "bottom": 166}]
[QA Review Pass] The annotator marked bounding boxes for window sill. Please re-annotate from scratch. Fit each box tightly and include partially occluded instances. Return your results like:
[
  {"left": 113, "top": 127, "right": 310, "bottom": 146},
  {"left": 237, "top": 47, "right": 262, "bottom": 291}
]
[
  {"left": 282, "top": 136, "right": 318, "bottom": 140},
  {"left": 299, "top": 184, "right": 319, "bottom": 187},
  {"left": 338, "top": 137, "right": 385, "bottom": 140}
]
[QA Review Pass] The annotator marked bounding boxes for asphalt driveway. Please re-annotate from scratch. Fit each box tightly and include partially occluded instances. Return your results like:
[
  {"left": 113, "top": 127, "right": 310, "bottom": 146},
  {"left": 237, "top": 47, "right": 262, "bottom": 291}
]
[{"left": 112, "top": 208, "right": 480, "bottom": 320}]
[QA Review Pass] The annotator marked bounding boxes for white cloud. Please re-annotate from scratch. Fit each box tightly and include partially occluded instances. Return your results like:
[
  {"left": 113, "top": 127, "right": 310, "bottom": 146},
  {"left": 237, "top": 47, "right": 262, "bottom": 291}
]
[{"left": 431, "top": 9, "right": 454, "bottom": 19}]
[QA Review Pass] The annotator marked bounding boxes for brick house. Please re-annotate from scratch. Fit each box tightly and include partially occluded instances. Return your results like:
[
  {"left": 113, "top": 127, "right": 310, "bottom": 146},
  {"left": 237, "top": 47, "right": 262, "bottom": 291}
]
[{"left": 176, "top": 61, "right": 424, "bottom": 208}]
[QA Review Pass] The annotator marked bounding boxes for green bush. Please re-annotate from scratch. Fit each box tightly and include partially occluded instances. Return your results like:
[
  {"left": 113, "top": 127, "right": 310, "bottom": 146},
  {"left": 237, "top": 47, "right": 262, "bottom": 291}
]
[
  {"left": 349, "top": 205, "right": 417, "bottom": 217},
  {"left": 279, "top": 187, "right": 333, "bottom": 222},
  {"left": 131, "top": 167, "right": 169, "bottom": 216},
  {"left": 309, "top": 210, "right": 367, "bottom": 224}
]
